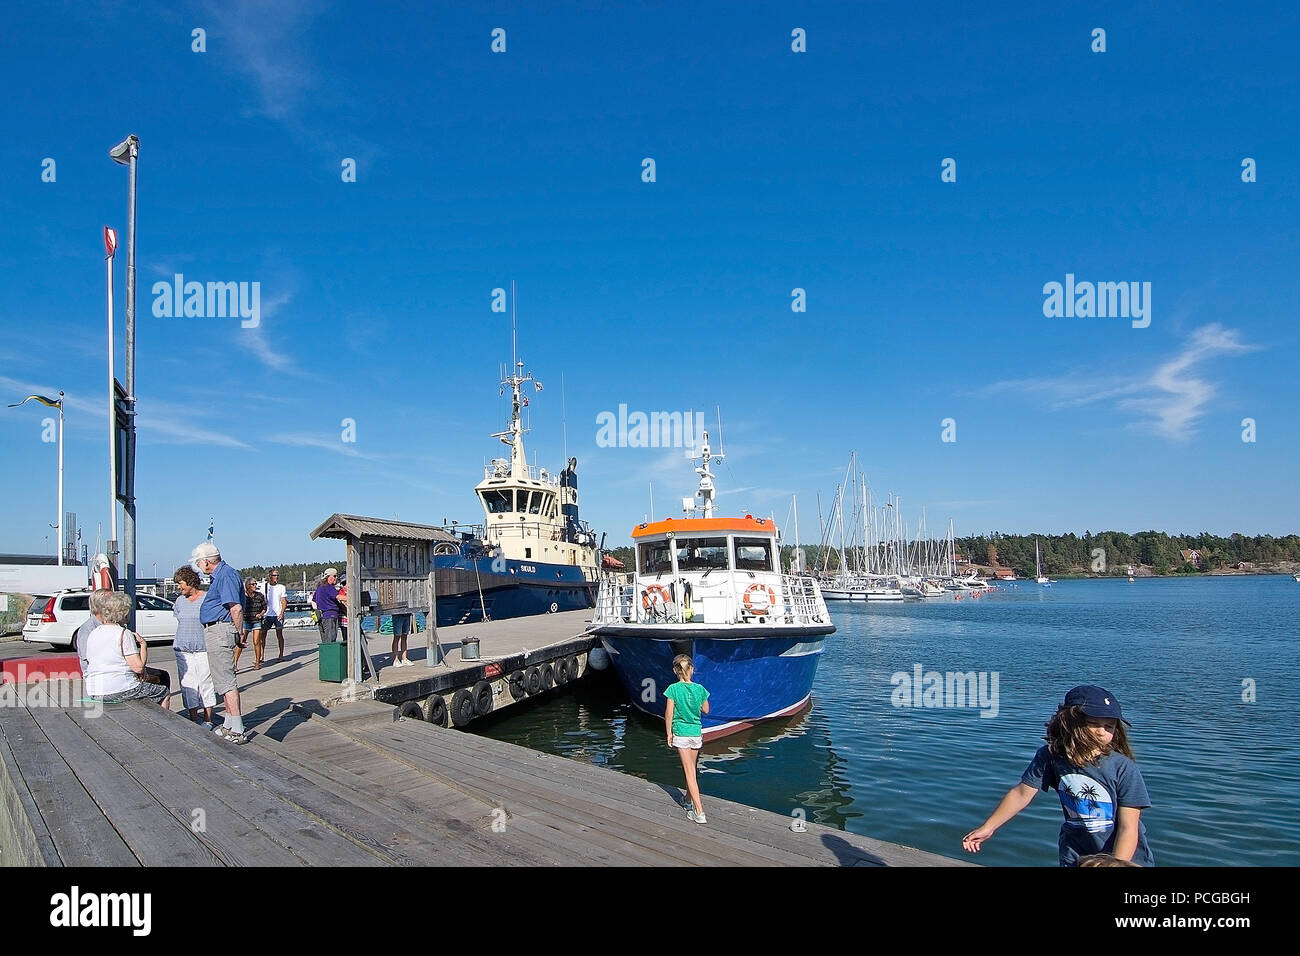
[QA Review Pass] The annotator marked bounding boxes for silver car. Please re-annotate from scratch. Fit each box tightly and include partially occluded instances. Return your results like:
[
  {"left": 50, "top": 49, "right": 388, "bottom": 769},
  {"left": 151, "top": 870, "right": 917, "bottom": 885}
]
[{"left": 22, "top": 589, "right": 177, "bottom": 650}]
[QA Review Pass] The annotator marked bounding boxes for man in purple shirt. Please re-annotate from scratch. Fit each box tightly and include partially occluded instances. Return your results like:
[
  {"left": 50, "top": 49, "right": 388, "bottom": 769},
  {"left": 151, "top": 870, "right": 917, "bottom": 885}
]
[{"left": 312, "top": 568, "right": 344, "bottom": 642}]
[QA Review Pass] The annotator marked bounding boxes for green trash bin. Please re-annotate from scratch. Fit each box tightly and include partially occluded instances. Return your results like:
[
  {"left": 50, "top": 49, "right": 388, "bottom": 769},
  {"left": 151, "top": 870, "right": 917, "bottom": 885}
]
[{"left": 318, "top": 642, "right": 347, "bottom": 682}]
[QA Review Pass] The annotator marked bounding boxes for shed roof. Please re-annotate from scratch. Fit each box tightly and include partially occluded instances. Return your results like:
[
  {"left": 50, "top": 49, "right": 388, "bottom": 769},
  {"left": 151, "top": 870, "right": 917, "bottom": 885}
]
[{"left": 309, "top": 513, "right": 459, "bottom": 544}]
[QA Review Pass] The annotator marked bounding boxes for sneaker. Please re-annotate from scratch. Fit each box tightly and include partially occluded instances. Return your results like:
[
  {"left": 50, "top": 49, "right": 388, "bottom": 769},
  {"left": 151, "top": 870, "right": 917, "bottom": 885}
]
[
  {"left": 687, "top": 809, "right": 707, "bottom": 825},
  {"left": 679, "top": 795, "right": 692, "bottom": 810},
  {"left": 200, "top": 721, "right": 214, "bottom": 731}
]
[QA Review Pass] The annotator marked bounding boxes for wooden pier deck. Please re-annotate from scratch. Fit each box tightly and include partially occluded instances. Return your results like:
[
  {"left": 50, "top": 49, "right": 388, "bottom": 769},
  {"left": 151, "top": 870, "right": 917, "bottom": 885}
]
[{"left": 0, "top": 689, "right": 968, "bottom": 867}]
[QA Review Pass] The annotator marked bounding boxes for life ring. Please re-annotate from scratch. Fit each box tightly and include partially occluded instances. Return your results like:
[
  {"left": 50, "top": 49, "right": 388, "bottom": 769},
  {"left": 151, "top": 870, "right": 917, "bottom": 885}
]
[
  {"left": 641, "top": 584, "right": 671, "bottom": 611},
  {"left": 742, "top": 583, "right": 777, "bottom": 615}
]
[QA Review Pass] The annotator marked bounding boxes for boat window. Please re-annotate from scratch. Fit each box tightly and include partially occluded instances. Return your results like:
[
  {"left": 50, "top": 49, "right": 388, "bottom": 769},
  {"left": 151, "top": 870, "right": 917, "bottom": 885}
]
[
  {"left": 481, "top": 489, "right": 514, "bottom": 514},
  {"left": 639, "top": 541, "right": 673, "bottom": 575},
  {"left": 734, "top": 537, "right": 774, "bottom": 571},
  {"left": 527, "top": 492, "right": 543, "bottom": 515},
  {"left": 676, "top": 537, "right": 730, "bottom": 571}
]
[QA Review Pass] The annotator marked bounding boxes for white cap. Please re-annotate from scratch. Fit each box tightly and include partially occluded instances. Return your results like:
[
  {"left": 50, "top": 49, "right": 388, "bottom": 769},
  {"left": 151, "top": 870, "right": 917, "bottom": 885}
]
[{"left": 191, "top": 542, "right": 220, "bottom": 562}]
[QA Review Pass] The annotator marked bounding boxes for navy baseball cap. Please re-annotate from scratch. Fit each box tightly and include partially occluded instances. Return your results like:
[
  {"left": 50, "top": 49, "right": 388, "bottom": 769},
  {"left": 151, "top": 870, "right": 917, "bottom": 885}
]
[{"left": 1064, "top": 685, "right": 1132, "bottom": 727}]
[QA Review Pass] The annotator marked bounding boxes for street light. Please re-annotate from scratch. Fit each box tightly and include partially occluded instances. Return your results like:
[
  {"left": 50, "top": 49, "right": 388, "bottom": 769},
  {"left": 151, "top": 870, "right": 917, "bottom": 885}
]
[
  {"left": 8, "top": 392, "right": 64, "bottom": 564},
  {"left": 109, "top": 134, "right": 139, "bottom": 622}
]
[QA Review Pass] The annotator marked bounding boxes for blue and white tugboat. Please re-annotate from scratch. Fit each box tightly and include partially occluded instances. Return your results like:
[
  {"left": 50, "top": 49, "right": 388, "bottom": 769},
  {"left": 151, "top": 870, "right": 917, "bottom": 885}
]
[
  {"left": 592, "top": 434, "right": 835, "bottom": 740},
  {"left": 431, "top": 357, "right": 601, "bottom": 626}
]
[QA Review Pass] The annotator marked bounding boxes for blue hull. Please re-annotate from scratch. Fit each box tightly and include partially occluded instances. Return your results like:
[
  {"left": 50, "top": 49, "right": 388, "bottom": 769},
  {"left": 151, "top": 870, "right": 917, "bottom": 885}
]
[
  {"left": 431, "top": 554, "right": 595, "bottom": 627},
  {"left": 597, "top": 629, "right": 829, "bottom": 739}
]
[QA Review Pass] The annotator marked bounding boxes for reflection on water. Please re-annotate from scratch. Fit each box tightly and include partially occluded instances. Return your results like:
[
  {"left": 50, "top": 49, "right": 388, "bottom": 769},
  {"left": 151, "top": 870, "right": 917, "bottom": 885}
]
[
  {"left": 472, "top": 670, "right": 858, "bottom": 831},
  {"left": 475, "top": 576, "right": 1300, "bottom": 866}
]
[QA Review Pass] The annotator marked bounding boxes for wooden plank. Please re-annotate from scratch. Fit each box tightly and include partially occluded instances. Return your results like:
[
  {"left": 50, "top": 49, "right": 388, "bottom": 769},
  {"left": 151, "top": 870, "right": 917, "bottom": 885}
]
[
  {"left": 273, "top": 712, "right": 656, "bottom": 866},
  {"left": 0, "top": 713, "right": 64, "bottom": 866},
  {"left": 25, "top": 705, "right": 221, "bottom": 867},
  {"left": 360, "top": 725, "right": 788, "bottom": 866},
  {"left": 122, "top": 703, "right": 481, "bottom": 867},
  {"left": 260, "top": 711, "right": 613, "bottom": 866},
  {"left": 0, "top": 707, "right": 137, "bottom": 867},
  {"left": 76, "top": 707, "right": 311, "bottom": 867},
  {"left": 399, "top": 721, "right": 964, "bottom": 866},
  {"left": 394, "top": 723, "right": 880, "bottom": 865}
]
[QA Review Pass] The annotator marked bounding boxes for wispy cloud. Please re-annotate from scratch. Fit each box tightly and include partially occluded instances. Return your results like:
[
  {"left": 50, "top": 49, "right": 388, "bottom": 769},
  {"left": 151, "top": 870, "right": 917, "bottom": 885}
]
[
  {"left": 268, "top": 432, "right": 381, "bottom": 460},
  {"left": 207, "top": 0, "right": 323, "bottom": 121},
  {"left": 979, "top": 324, "right": 1259, "bottom": 441},
  {"left": 240, "top": 286, "right": 295, "bottom": 372},
  {"left": 1, "top": 374, "right": 252, "bottom": 449},
  {"left": 1119, "top": 324, "right": 1258, "bottom": 441}
]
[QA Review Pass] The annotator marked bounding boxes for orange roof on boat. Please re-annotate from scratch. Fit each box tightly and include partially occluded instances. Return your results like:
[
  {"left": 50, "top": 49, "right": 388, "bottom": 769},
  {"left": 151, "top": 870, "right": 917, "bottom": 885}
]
[{"left": 631, "top": 515, "right": 776, "bottom": 538}]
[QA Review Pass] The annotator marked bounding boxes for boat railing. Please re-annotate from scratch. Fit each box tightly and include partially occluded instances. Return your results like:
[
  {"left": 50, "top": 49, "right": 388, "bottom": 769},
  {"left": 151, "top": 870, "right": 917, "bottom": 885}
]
[
  {"left": 594, "top": 572, "right": 831, "bottom": 626},
  {"left": 482, "top": 462, "right": 563, "bottom": 485}
]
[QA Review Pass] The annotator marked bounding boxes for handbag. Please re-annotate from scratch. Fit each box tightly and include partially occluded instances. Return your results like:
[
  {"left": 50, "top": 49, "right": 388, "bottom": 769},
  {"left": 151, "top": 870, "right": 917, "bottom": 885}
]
[{"left": 119, "top": 626, "right": 170, "bottom": 687}]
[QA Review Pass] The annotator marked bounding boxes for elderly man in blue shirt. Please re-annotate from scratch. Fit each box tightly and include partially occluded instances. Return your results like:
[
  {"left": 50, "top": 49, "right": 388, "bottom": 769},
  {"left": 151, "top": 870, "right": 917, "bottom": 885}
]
[{"left": 192, "top": 542, "right": 249, "bottom": 744}]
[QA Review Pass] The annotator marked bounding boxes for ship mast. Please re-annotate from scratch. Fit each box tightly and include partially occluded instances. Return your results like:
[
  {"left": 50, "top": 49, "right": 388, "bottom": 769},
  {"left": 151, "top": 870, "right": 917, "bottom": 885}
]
[
  {"left": 493, "top": 279, "right": 531, "bottom": 479},
  {"left": 691, "top": 430, "right": 722, "bottom": 518}
]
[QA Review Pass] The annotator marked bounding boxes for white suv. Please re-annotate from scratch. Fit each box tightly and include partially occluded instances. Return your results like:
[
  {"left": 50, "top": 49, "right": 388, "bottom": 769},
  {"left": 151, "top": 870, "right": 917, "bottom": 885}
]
[{"left": 22, "top": 589, "right": 178, "bottom": 649}]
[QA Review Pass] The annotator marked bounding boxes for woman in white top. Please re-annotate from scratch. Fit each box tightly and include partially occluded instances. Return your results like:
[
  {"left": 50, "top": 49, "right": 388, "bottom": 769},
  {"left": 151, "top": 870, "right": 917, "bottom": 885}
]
[{"left": 79, "top": 589, "right": 169, "bottom": 706}]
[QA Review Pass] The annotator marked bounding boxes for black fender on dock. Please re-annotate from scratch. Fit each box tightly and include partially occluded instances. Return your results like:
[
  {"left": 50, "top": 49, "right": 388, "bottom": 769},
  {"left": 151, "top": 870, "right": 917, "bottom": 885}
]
[
  {"left": 555, "top": 657, "right": 571, "bottom": 685},
  {"left": 424, "top": 694, "right": 448, "bottom": 727},
  {"left": 399, "top": 700, "right": 424, "bottom": 721},
  {"left": 568, "top": 655, "right": 581, "bottom": 678},
  {"left": 524, "top": 666, "right": 542, "bottom": 695},
  {"left": 472, "top": 680, "right": 494, "bottom": 716},
  {"left": 508, "top": 671, "right": 527, "bottom": 700},
  {"left": 450, "top": 688, "right": 476, "bottom": 727},
  {"left": 540, "top": 662, "right": 555, "bottom": 690}
]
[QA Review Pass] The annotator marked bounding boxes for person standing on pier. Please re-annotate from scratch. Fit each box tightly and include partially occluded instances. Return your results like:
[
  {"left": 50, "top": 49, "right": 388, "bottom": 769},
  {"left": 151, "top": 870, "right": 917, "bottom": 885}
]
[
  {"left": 192, "top": 543, "right": 249, "bottom": 744},
  {"left": 172, "top": 565, "right": 216, "bottom": 727},
  {"left": 312, "top": 568, "right": 344, "bottom": 642},
  {"left": 664, "top": 654, "right": 711, "bottom": 824},
  {"left": 262, "top": 568, "right": 288, "bottom": 662},
  {"left": 236, "top": 577, "right": 267, "bottom": 671}
]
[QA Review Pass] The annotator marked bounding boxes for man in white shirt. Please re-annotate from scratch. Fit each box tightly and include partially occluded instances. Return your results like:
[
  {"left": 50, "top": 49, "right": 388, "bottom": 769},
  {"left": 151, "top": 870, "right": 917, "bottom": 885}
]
[{"left": 261, "top": 568, "right": 289, "bottom": 662}]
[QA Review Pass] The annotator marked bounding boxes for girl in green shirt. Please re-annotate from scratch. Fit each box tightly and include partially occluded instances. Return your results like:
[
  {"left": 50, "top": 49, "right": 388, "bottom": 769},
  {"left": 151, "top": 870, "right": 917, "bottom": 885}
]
[{"left": 664, "top": 654, "right": 711, "bottom": 824}]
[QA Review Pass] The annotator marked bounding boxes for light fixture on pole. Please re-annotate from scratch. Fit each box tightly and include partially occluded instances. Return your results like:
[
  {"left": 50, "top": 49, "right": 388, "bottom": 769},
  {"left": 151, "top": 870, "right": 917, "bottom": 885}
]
[
  {"left": 8, "top": 392, "right": 64, "bottom": 565},
  {"left": 109, "top": 134, "right": 139, "bottom": 620}
]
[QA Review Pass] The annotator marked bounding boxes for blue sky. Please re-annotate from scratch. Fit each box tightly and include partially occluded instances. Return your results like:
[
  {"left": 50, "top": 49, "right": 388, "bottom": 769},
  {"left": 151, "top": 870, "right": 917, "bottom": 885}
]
[{"left": 1, "top": 0, "right": 1297, "bottom": 574}]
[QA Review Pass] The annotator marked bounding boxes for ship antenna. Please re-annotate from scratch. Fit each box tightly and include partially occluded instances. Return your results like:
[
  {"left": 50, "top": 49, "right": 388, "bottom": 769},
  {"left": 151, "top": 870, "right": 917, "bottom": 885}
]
[{"left": 562, "top": 373, "right": 568, "bottom": 462}]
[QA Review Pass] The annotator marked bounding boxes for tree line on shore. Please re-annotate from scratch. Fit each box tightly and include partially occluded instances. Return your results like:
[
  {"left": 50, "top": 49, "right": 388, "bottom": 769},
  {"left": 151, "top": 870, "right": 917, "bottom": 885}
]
[{"left": 606, "top": 531, "right": 1300, "bottom": 577}]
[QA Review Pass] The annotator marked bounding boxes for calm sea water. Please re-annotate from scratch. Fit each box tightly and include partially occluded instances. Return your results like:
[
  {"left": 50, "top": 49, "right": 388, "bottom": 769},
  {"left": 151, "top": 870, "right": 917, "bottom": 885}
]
[{"left": 474, "top": 575, "right": 1300, "bottom": 866}]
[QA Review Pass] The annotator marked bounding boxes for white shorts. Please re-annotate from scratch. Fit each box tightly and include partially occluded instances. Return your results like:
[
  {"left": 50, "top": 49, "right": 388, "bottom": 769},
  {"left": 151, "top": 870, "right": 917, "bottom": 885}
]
[
  {"left": 176, "top": 651, "right": 217, "bottom": 709},
  {"left": 672, "top": 735, "right": 703, "bottom": 750}
]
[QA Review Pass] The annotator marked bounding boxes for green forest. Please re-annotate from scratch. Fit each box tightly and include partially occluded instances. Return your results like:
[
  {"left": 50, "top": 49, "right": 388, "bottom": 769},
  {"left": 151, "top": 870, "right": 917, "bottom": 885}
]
[{"left": 605, "top": 531, "right": 1300, "bottom": 577}]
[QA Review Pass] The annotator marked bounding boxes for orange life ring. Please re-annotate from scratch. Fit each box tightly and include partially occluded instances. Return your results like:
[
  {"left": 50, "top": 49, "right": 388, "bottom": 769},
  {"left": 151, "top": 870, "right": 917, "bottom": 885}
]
[
  {"left": 641, "top": 584, "right": 672, "bottom": 610},
  {"left": 742, "top": 583, "right": 776, "bottom": 615}
]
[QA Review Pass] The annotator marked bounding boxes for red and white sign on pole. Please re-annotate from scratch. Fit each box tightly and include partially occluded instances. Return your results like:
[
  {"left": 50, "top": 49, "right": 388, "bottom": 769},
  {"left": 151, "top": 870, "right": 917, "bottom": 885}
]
[{"left": 103, "top": 226, "right": 117, "bottom": 259}]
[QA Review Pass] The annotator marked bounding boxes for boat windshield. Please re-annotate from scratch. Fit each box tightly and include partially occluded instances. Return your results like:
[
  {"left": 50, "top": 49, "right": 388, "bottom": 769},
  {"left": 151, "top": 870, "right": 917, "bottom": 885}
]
[
  {"left": 676, "top": 537, "right": 729, "bottom": 571},
  {"left": 733, "top": 537, "right": 774, "bottom": 571},
  {"left": 639, "top": 541, "right": 673, "bottom": 574},
  {"left": 481, "top": 489, "right": 514, "bottom": 513}
]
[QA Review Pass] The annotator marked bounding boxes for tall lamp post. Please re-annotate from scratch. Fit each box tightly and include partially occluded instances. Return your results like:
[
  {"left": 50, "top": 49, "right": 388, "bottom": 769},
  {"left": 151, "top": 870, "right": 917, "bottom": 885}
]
[
  {"left": 7, "top": 392, "right": 64, "bottom": 564},
  {"left": 104, "top": 226, "right": 118, "bottom": 561},
  {"left": 110, "top": 134, "right": 139, "bottom": 617}
]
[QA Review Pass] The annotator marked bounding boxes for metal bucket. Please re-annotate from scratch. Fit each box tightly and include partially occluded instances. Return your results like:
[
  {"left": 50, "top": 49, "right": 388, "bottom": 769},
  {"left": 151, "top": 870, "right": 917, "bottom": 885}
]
[{"left": 460, "top": 636, "right": 480, "bottom": 661}]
